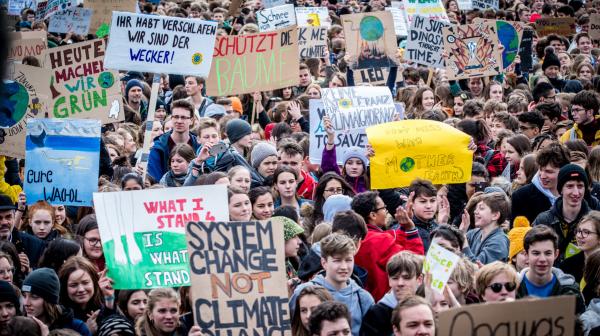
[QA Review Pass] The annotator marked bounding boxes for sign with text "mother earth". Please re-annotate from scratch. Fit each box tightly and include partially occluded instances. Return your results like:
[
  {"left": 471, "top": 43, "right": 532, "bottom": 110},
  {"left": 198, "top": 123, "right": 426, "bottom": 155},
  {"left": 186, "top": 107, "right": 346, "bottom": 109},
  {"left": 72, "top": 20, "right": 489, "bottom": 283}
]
[{"left": 104, "top": 12, "right": 217, "bottom": 76}]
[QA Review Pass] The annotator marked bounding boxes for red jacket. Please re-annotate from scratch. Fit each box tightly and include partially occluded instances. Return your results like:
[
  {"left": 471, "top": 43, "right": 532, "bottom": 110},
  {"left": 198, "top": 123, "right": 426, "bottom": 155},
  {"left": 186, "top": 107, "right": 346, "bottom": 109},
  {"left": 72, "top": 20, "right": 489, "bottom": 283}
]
[{"left": 354, "top": 224, "right": 425, "bottom": 301}]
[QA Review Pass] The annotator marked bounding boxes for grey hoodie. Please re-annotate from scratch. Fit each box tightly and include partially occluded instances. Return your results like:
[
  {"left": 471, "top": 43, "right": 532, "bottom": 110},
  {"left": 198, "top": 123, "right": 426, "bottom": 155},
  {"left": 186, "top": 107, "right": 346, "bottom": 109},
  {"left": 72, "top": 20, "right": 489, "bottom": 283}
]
[
  {"left": 464, "top": 226, "right": 509, "bottom": 264},
  {"left": 581, "top": 299, "right": 600, "bottom": 336},
  {"left": 290, "top": 274, "right": 375, "bottom": 336}
]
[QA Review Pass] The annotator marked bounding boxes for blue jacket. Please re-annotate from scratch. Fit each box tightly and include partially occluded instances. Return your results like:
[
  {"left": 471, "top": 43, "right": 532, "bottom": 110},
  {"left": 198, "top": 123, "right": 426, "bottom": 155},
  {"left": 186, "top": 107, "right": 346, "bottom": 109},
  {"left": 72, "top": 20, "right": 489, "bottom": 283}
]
[
  {"left": 50, "top": 306, "right": 91, "bottom": 336},
  {"left": 464, "top": 226, "right": 509, "bottom": 264},
  {"left": 147, "top": 131, "right": 200, "bottom": 182}
]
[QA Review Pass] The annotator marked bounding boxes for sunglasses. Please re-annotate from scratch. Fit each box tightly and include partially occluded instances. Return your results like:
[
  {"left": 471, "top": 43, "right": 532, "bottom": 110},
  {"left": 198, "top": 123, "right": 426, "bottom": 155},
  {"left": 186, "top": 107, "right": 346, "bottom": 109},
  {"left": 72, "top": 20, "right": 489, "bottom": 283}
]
[{"left": 487, "top": 282, "right": 516, "bottom": 293}]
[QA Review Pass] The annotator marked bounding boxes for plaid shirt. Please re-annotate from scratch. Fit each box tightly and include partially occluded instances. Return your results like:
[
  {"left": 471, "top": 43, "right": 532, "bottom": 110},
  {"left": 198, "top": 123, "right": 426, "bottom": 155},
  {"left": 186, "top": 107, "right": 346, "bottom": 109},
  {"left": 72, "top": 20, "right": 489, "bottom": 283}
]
[{"left": 476, "top": 144, "right": 507, "bottom": 178}]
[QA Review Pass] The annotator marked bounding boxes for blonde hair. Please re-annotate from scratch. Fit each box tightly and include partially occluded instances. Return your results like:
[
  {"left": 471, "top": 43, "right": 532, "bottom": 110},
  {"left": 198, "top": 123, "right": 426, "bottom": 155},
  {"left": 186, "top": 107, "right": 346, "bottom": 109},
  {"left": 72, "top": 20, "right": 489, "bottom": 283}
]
[
  {"left": 310, "top": 222, "right": 332, "bottom": 244},
  {"left": 320, "top": 233, "right": 356, "bottom": 259},
  {"left": 475, "top": 261, "right": 519, "bottom": 298},
  {"left": 450, "top": 258, "right": 476, "bottom": 296},
  {"left": 136, "top": 288, "right": 181, "bottom": 336}
]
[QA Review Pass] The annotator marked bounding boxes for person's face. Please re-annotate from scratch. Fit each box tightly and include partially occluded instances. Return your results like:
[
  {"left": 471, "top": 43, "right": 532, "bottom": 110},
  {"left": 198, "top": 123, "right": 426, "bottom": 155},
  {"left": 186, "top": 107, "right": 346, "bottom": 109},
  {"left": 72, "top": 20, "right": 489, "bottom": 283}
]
[
  {"left": 370, "top": 196, "right": 388, "bottom": 227},
  {"left": 307, "top": 87, "right": 321, "bottom": 99},
  {"left": 558, "top": 53, "right": 571, "bottom": 68},
  {"left": 515, "top": 165, "right": 527, "bottom": 185},
  {"left": 429, "top": 290, "right": 450, "bottom": 316},
  {"left": 252, "top": 193, "right": 274, "bottom": 220},
  {"left": 412, "top": 195, "right": 437, "bottom": 222},
  {"left": 150, "top": 299, "right": 179, "bottom": 333},
  {"left": 474, "top": 201, "right": 498, "bottom": 228},
  {"left": 123, "top": 179, "right": 143, "bottom": 191},
  {"left": 329, "top": 76, "right": 344, "bottom": 88},
  {"left": 276, "top": 172, "right": 297, "bottom": 199},
  {"left": 466, "top": 176, "right": 487, "bottom": 199},
  {"left": 171, "top": 107, "right": 193, "bottom": 134},
  {"left": 122, "top": 132, "right": 136, "bottom": 154},
  {"left": 151, "top": 121, "right": 164, "bottom": 140},
  {"left": 532, "top": 0, "right": 543, "bottom": 10},
  {"left": 527, "top": 240, "right": 559, "bottom": 279},
  {"left": 578, "top": 66, "right": 593, "bottom": 81},
  {"left": 189, "top": 10, "right": 201, "bottom": 18},
  {"left": 538, "top": 165, "right": 560, "bottom": 191},
  {"left": 278, "top": 152, "right": 303, "bottom": 176},
  {"left": 562, "top": 180, "right": 585, "bottom": 208},
  {"left": 236, "top": 134, "right": 253, "bottom": 149},
  {"left": 164, "top": 120, "right": 174, "bottom": 133},
  {"left": 323, "top": 179, "right": 344, "bottom": 200},
  {"left": 67, "top": 269, "right": 95, "bottom": 306},
  {"left": 199, "top": 127, "right": 220, "bottom": 147},
  {"left": 578, "top": 37, "right": 592, "bottom": 54},
  {"left": 229, "top": 193, "right": 252, "bottom": 221},
  {"left": 389, "top": 272, "right": 422, "bottom": 301},
  {"left": 544, "top": 65, "right": 560, "bottom": 79},
  {"left": 170, "top": 154, "right": 189, "bottom": 175},
  {"left": 84, "top": 228, "right": 103, "bottom": 260},
  {"left": 53, "top": 205, "right": 66, "bottom": 225},
  {"left": 155, "top": 108, "right": 167, "bottom": 122},
  {"left": 0, "top": 210, "right": 15, "bottom": 240},
  {"left": 0, "top": 301, "right": 16, "bottom": 325},
  {"left": 549, "top": 40, "right": 564, "bottom": 52},
  {"left": 23, "top": 292, "right": 44, "bottom": 318},
  {"left": 0, "top": 258, "right": 13, "bottom": 284},
  {"left": 344, "top": 158, "right": 364, "bottom": 178},
  {"left": 258, "top": 155, "right": 278, "bottom": 178},
  {"left": 453, "top": 97, "right": 465, "bottom": 116},
  {"left": 285, "top": 236, "right": 301, "bottom": 258},
  {"left": 520, "top": 9, "right": 531, "bottom": 22},
  {"left": 501, "top": 142, "right": 520, "bottom": 164},
  {"left": 468, "top": 78, "right": 483, "bottom": 96},
  {"left": 321, "top": 254, "right": 353, "bottom": 286},
  {"left": 282, "top": 87, "right": 293, "bottom": 98},
  {"left": 519, "top": 122, "right": 539, "bottom": 139},
  {"left": 299, "top": 294, "right": 323, "bottom": 330},
  {"left": 30, "top": 209, "right": 53, "bottom": 239},
  {"left": 230, "top": 170, "right": 251, "bottom": 193},
  {"left": 212, "top": 12, "right": 225, "bottom": 23},
  {"left": 393, "top": 305, "right": 435, "bottom": 336},
  {"left": 513, "top": 250, "right": 529, "bottom": 271},
  {"left": 448, "top": 0, "right": 458, "bottom": 11},
  {"left": 572, "top": 104, "right": 593, "bottom": 125},
  {"left": 432, "top": 237, "right": 460, "bottom": 255},
  {"left": 184, "top": 77, "right": 201, "bottom": 96},
  {"left": 421, "top": 90, "right": 435, "bottom": 110},
  {"left": 490, "top": 120, "right": 506, "bottom": 141},
  {"left": 576, "top": 220, "right": 600, "bottom": 253},
  {"left": 299, "top": 69, "right": 312, "bottom": 86},
  {"left": 319, "top": 318, "right": 351, "bottom": 336},
  {"left": 127, "top": 291, "right": 148, "bottom": 321},
  {"left": 482, "top": 271, "right": 517, "bottom": 302},
  {"left": 128, "top": 87, "right": 143, "bottom": 104},
  {"left": 489, "top": 84, "right": 503, "bottom": 101}
]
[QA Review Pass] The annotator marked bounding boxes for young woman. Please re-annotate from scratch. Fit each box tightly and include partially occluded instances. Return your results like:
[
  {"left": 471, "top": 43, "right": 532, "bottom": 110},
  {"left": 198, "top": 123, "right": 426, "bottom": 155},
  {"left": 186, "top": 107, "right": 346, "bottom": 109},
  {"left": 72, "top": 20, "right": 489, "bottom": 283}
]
[
  {"left": 305, "top": 83, "right": 322, "bottom": 99},
  {"left": 228, "top": 187, "right": 252, "bottom": 222},
  {"left": 560, "top": 211, "right": 600, "bottom": 287},
  {"left": 475, "top": 262, "right": 519, "bottom": 302},
  {"left": 121, "top": 172, "right": 144, "bottom": 191},
  {"left": 507, "top": 216, "right": 532, "bottom": 272},
  {"left": 249, "top": 186, "right": 275, "bottom": 220},
  {"left": 407, "top": 87, "right": 436, "bottom": 119},
  {"left": 483, "top": 81, "right": 504, "bottom": 102},
  {"left": 309, "top": 172, "right": 356, "bottom": 227},
  {"left": 0, "top": 242, "right": 23, "bottom": 287},
  {"left": 576, "top": 62, "right": 594, "bottom": 82},
  {"left": 514, "top": 153, "right": 538, "bottom": 190},
  {"left": 53, "top": 204, "right": 71, "bottom": 232},
  {"left": 0, "top": 252, "right": 15, "bottom": 285},
  {"left": 501, "top": 134, "right": 531, "bottom": 181},
  {"left": 0, "top": 280, "right": 19, "bottom": 328},
  {"left": 291, "top": 286, "right": 333, "bottom": 336},
  {"left": 117, "top": 289, "right": 149, "bottom": 324},
  {"left": 75, "top": 214, "right": 105, "bottom": 271},
  {"left": 23, "top": 201, "right": 68, "bottom": 241},
  {"left": 272, "top": 166, "right": 309, "bottom": 212},
  {"left": 228, "top": 166, "right": 252, "bottom": 193},
  {"left": 135, "top": 288, "right": 202, "bottom": 336},
  {"left": 37, "top": 239, "right": 81, "bottom": 274},
  {"left": 457, "top": 119, "right": 507, "bottom": 178},
  {"left": 160, "top": 144, "right": 195, "bottom": 187},
  {"left": 250, "top": 142, "right": 278, "bottom": 180}
]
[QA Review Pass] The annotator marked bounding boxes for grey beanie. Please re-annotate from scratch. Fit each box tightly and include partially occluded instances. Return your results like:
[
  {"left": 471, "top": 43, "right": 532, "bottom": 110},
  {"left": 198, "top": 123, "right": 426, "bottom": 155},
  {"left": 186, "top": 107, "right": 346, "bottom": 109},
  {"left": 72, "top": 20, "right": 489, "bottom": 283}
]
[
  {"left": 251, "top": 142, "right": 278, "bottom": 169},
  {"left": 226, "top": 119, "right": 252, "bottom": 144},
  {"left": 22, "top": 268, "right": 60, "bottom": 304}
]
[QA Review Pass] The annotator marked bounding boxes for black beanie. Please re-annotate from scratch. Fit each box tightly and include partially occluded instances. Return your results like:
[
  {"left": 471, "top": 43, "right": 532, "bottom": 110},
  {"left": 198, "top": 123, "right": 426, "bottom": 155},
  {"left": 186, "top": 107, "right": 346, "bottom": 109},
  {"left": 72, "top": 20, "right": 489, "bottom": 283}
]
[
  {"left": 0, "top": 280, "right": 20, "bottom": 314},
  {"left": 22, "top": 268, "right": 60, "bottom": 305},
  {"left": 557, "top": 164, "right": 589, "bottom": 194},
  {"left": 226, "top": 119, "right": 252, "bottom": 145},
  {"left": 542, "top": 47, "right": 561, "bottom": 71}
]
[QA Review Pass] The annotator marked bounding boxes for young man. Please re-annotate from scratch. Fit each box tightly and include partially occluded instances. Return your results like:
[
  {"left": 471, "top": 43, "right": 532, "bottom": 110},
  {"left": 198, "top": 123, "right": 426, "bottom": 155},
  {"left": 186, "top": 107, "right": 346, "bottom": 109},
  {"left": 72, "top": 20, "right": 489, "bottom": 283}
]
[
  {"left": 350, "top": 191, "right": 424, "bottom": 301},
  {"left": 512, "top": 143, "right": 571, "bottom": 223},
  {"left": 560, "top": 90, "right": 600, "bottom": 146},
  {"left": 291, "top": 233, "right": 374, "bottom": 336},
  {"left": 467, "top": 77, "right": 484, "bottom": 99},
  {"left": 148, "top": 99, "right": 200, "bottom": 182},
  {"left": 277, "top": 141, "right": 316, "bottom": 200},
  {"left": 391, "top": 296, "right": 435, "bottom": 336},
  {"left": 490, "top": 112, "right": 519, "bottom": 141},
  {"left": 125, "top": 79, "right": 148, "bottom": 120},
  {"left": 533, "top": 164, "right": 591, "bottom": 261},
  {"left": 360, "top": 252, "right": 424, "bottom": 336},
  {"left": 408, "top": 180, "right": 441, "bottom": 251},
  {"left": 534, "top": 102, "right": 562, "bottom": 134},
  {"left": 295, "top": 63, "right": 313, "bottom": 95},
  {"left": 309, "top": 301, "right": 352, "bottom": 336},
  {"left": 517, "top": 111, "right": 545, "bottom": 140},
  {"left": 517, "top": 225, "right": 585, "bottom": 314},
  {"left": 184, "top": 76, "right": 213, "bottom": 118}
]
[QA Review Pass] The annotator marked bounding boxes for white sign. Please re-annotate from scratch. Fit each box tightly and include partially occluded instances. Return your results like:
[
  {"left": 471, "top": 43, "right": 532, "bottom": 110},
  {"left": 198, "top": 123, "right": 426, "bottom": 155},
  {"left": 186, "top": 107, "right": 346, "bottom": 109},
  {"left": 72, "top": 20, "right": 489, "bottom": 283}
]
[
  {"left": 457, "top": 0, "right": 473, "bottom": 10},
  {"left": 472, "top": 0, "right": 499, "bottom": 10},
  {"left": 35, "top": 0, "right": 78, "bottom": 20},
  {"left": 404, "top": 0, "right": 449, "bottom": 23},
  {"left": 423, "top": 242, "right": 461, "bottom": 294},
  {"left": 257, "top": 4, "right": 297, "bottom": 32},
  {"left": 406, "top": 15, "right": 447, "bottom": 68},
  {"left": 104, "top": 12, "right": 218, "bottom": 76},
  {"left": 8, "top": 0, "right": 36, "bottom": 16},
  {"left": 295, "top": 7, "right": 331, "bottom": 27},
  {"left": 263, "top": 0, "right": 286, "bottom": 8},
  {"left": 49, "top": 7, "right": 93, "bottom": 35},
  {"left": 386, "top": 7, "right": 408, "bottom": 37}
]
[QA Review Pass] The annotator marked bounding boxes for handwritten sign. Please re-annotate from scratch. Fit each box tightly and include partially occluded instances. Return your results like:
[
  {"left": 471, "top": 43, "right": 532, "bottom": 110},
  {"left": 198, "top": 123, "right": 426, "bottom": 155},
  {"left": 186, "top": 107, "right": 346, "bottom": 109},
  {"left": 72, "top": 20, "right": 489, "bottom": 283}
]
[
  {"left": 298, "top": 27, "right": 328, "bottom": 59},
  {"left": 589, "top": 14, "right": 599, "bottom": 40},
  {"left": 472, "top": 0, "right": 499, "bottom": 10},
  {"left": 423, "top": 242, "right": 461, "bottom": 294},
  {"left": 535, "top": 17, "right": 576, "bottom": 37},
  {"left": 257, "top": 4, "right": 296, "bottom": 32},
  {"left": 35, "top": 0, "right": 77, "bottom": 20},
  {"left": 49, "top": 7, "right": 93, "bottom": 35},
  {"left": 518, "top": 29, "right": 534, "bottom": 71},
  {"left": 186, "top": 218, "right": 291, "bottom": 336},
  {"left": 404, "top": 0, "right": 449, "bottom": 23},
  {"left": 84, "top": 0, "right": 137, "bottom": 33},
  {"left": 9, "top": 31, "right": 46, "bottom": 62},
  {"left": 353, "top": 67, "right": 403, "bottom": 86},
  {"left": 295, "top": 7, "right": 331, "bottom": 27},
  {"left": 94, "top": 185, "right": 229, "bottom": 289},
  {"left": 8, "top": 0, "right": 36, "bottom": 16},
  {"left": 443, "top": 22, "right": 503, "bottom": 80},
  {"left": 24, "top": 119, "right": 100, "bottom": 206},
  {"left": 43, "top": 39, "right": 124, "bottom": 124},
  {"left": 406, "top": 15, "right": 447, "bottom": 68},
  {"left": 0, "top": 62, "right": 51, "bottom": 158},
  {"left": 437, "top": 296, "right": 575, "bottom": 336},
  {"left": 342, "top": 11, "right": 399, "bottom": 70},
  {"left": 263, "top": 0, "right": 286, "bottom": 8},
  {"left": 385, "top": 7, "right": 408, "bottom": 37},
  {"left": 457, "top": 0, "right": 472, "bottom": 10},
  {"left": 207, "top": 27, "right": 299, "bottom": 96},
  {"left": 474, "top": 19, "right": 524, "bottom": 70},
  {"left": 104, "top": 12, "right": 218, "bottom": 76},
  {"left": 366, "top": 120, "right": 473, "bottom": 188}
]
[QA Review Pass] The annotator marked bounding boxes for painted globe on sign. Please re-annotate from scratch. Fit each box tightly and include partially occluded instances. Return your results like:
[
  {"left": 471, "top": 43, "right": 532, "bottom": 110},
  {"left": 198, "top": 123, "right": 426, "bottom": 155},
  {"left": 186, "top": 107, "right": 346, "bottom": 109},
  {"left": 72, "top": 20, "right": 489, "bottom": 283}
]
[
  {"left": 400, "top": 157, "right": 415, "bottom": 172},
  {"left": 496, "top": 21, "right": 519, "bottom": 68},
  {"left": 0, "top": 81, "right": 29, "bottom": 128},
  {"left": 359, "top": 16, "right": 384, "bottom": 41}
]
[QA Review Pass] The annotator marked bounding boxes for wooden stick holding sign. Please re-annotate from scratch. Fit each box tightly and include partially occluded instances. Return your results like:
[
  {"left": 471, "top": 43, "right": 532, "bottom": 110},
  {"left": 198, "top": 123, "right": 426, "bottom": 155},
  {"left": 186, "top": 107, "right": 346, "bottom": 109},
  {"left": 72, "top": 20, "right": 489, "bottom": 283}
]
[{"left": 138, "top": 74, "right": 160, "bottom": 180}]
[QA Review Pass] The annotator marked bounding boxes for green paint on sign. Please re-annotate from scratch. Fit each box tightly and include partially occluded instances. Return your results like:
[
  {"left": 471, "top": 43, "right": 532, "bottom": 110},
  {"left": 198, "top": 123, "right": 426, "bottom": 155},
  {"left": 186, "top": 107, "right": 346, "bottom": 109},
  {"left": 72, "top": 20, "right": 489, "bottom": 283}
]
[
  {"left": 96, "top": 23, "right": 110, "bottom": 38},
  {"left": 400, "top": 157, "right": 415, "bottom": 172}
]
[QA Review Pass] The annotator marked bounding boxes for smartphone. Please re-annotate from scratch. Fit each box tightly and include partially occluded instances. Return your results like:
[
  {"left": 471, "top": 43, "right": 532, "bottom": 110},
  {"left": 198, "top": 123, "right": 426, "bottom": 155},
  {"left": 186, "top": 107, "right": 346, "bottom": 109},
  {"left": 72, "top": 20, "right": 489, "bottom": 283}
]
[{"left": 209, "top": 143, "right": 228, "bottom": 156}]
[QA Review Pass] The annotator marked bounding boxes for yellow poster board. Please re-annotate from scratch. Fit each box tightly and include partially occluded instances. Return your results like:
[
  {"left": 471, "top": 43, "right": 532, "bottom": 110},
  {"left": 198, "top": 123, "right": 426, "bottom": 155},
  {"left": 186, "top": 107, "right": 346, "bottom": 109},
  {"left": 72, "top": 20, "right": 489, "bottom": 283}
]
[{"left": 366, "top": 120, "right": 473, "bottom": 188}]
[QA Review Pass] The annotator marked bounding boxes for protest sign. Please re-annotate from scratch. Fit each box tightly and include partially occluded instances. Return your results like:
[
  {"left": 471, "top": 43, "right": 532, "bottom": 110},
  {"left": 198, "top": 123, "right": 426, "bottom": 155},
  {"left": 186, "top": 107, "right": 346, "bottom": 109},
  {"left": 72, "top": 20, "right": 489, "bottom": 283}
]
[
  {"left": 474, "top": 19, "right": 523, "bottom": 70},
  {"left": 35, "top": 0, "right": 77, "bottom": 20},
  {"left": 295, "top": 7, "right": 331, "bottom": 27},
  {"left": 353, "top": 67, "right": 403, "bottom": 86},
  {"left": 321, "top": 86, "right": 396, "bottom": 131},
  {"left": 84, "top": 0, "right": 137, "bottom": 33},
  {"left": 437, "top": 296, "right": 575, "bottom": 336},
  {"left": 8, "top": 0, "right": 35, "bottom": 16},
  {"left": 207, "top": 26, "right": 299, "bottom": 96},
  {"left": 385, "top": 7, "right": 408, "bottom": 37},
  {"left": 0, "top": 63, "right": 51, "bottom": 158},
  {"left": 443, "top": 22, "right": 503, "bottom": 80},
  {"left": 366, "top": 120, "right": 473, "bottom": 188},
  {"left": 535, "top": 17, "right": 576, "bottom": 37},
  {"left": 49, "top": 7, "right": 93, "bottom": 35},
  {"left": 423, "top": 242, "right": 461, "bottom": 294},
  {"left": 43, "top": 39, "right": 124, "bottom": 124},
  {"left": 342, "top": 11, "right": 399, "bottom": 70},
  {"left": 298, "top": 27, "right": 328, "bottom": 59},
  {"left": 518, "top": 28, "right": 534, "bottom": 71},
  {"left": 104, "top": 12, "right": 217, "bottom": 77},
  {"left": 24, "top": 118, "right": 100, "bottom": 206},
  {"left": 186, "top": 218, "right": 291, "bottom": 335},
  {"left": 406, "top": 15, "right": 447, "bottom": 68},
  {"left": 457, "top": 0, "right": 472, "bottom": 10},
  {"left": 590, "top": 14, "right": 600, "bottom": 40},
  {"left": 94, "top": 185, "right": 229, "bottom": 289},
  {"left": 472, "top": 0, "right": 499, "bottom": 10},
  {"left": 257, "top": 4, "right": 296, "bottom": 32},
  {"left": 9, "top": 31, "right": 46, "bottom": 62},
  {"left": 263, "top": 0, "right": 286, "bottom": 8},
  {"left": 404, "top": 0, "right": 449, "bottom": 23}
]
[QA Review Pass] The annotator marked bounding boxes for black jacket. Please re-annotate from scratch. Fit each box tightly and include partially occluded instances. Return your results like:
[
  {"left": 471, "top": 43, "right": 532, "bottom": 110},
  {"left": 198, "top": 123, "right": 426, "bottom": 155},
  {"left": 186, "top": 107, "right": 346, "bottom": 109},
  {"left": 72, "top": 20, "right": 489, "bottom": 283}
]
[
  {"left": 360, "top": 292, "right": 397, "bottom": 336},
  {"left": 511, "top": 183, "right": 552, "bottom": 224},
  {"left": 10, "top": 228, "right": 45, "bottom": 268}
]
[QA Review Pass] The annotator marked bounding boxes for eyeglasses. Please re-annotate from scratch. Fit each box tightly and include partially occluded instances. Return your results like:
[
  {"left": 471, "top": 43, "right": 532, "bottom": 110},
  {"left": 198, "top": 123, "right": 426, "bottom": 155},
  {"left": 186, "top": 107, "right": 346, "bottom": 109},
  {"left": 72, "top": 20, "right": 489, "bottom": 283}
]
[
  {"left": 373, "top": 206, "right": 388, "bottom": 213},
  {"left": 0, "top": 267, "right": 14, "bottom": 276},
  {"left": 171, "top": 115, "right": 191, "bottom": 120},
  {"left": 571, "top": 107, "right": 586, "bottom": 114},
  {"left": 85, "top": 237, "right": 102, "bottom": 247},
  {"left": 324, "top": 188, "right": 344, "bottom": 194},
  {"left": 576, "top": 228, "right": 598, "bottom": 238},
  {"left": 487, "top": 282, "right": 516, "bottom": 293}
]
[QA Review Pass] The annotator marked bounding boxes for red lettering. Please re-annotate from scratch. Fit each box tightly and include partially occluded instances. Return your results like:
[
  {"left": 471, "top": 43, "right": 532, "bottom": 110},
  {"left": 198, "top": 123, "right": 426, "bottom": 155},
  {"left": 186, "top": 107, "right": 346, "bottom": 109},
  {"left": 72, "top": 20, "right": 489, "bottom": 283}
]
[
  {"left": 175, "top": 198, "right": 186, "bottom": 211},
  {"left": 192, "top": 198, "right": 204, "bottom": 211}
]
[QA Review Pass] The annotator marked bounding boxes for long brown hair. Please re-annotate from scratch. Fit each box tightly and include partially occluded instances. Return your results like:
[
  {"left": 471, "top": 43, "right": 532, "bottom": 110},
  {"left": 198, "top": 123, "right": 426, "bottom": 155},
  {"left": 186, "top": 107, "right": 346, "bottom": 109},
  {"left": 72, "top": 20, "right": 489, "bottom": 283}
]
[
  {"left": 58, "top": 256, "right": 102, "bottom": 313},
  {"left": 291, "top": 286, "right": 334, "bottom": 336},
  {"left": 136, "top": 288, "right": 181, "bottom": 336}
]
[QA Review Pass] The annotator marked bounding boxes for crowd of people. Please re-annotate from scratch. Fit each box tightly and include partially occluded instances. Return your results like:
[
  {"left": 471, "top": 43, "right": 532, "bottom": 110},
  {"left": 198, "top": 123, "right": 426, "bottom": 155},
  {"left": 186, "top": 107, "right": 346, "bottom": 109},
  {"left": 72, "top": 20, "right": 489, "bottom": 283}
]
[{"left": 1, "top": 0, "right": 600, "bottom": 335}]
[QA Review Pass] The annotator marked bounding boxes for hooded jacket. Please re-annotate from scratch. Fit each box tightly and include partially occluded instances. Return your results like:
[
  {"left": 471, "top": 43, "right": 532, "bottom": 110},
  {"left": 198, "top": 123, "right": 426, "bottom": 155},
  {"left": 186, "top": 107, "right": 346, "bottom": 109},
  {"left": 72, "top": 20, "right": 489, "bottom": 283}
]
[
  {"left": 359, "top": 291, "right": 397, "bottom": 336},
  {"left": 50, "top": 305, "right": 91, "bottom": 336},
  {"left": 290, "top": 274, "right": 374, "bottom": 336},
  {"left": 511, "top": 182, "right": 553, "bottom": 224},
  {"left": 296, "top": 243, "right": 368, "bottom": 287},
  {"left": 147, "top": 131, "right": 200, "bottom": 182},
  {"left": 581, "top": 299, "right": 600, "bottom": 336},
  {"left": 464, "top": 226, "right": 509, "bottom": 264},
  {"left": 516, "top": 267, "right": 585, "bottom": 314}
]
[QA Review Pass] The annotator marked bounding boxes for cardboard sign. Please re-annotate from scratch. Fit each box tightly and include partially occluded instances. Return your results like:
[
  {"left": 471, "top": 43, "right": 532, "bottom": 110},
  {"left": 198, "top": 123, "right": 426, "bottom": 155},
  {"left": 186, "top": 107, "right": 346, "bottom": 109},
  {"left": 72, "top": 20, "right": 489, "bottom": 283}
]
[
  {"left": 535, "top": 17, "right": 576, "bottom": 37},
  {"left": 295, "top": 7, "right": 331, "bottom": 27},
  {"left": 342, "top": 11, "right": 399, "bottom": 70},
  {"left": 353, "top": 67, "right": 403, "bottom": 86},
  {"left": 8, "top": 0, "right": 35, "bottom": 16},
  {"left": 43, "top": 39, "right": 124, "bottom": 124},
  {"left": 437, "top": 296, "right": 575, "bottom": 336},
  {"left": 9, "top": 31, "right": 47, "bottom": 62},
  {"left": 366, "top": 120, "right": 473, "bottom": 189},
  {"left": 589, "top": 14, "right": 600, "bottom": 40},
  {"left": 207, "top": 26, "right": 299, "bottom": 96},
  {"left": 474, "top": 19, "right": 524, "bottom": 70},
  {"left": 49, "top": 7, "right": 93, "bottom": 35},
  {"left": 186, "top": 218, "right": 292, "bottom": 335},
  {"left": 472, "top": 0, "right": 499, "bottom": 10},
  {"left": 385, "top": 7, "right": 408, "bottom": 37},
  {"left": 35, "top": 0, "right": 77, "bottom": 20},
  {"left": 423, "top": 242, "right": 461, "bottom": 294},
  {"left": 443, "top": 22, "right": 503, "bottom": 80},
  {"left": 84, "top": 0, "right": 137, "bottom": 33},
  {"left": 406, "top": 15, "right": 447, "bottom": 68},
  {"left": 0, "top": 63, "right": 51, "bottom": 158},
  {"left": 24, "top": 118, "right": 100, "bottom": 206},
  {"left": 94, "top": 185, "right": 229, "bottom": 289},
  {"left": 457, "top": 0, "right": 472, "bottom": 10},
  {"left": 263, "top": 0, "right": 286, "bottom": 8},
  {"left": 518, "top": 29, "right": 534, "bottom": 71},
  {"left": 257, "top": 4, "right": 296, "bottom": 32},
  {"left": 104, "top": 12, "right": 218, "bottom": 76},
  {"left": 298, "top": 26, "right": 328, "bottom": 59},
  {"left": 404, "top": 0, "right": 449, "bottom": 23}
]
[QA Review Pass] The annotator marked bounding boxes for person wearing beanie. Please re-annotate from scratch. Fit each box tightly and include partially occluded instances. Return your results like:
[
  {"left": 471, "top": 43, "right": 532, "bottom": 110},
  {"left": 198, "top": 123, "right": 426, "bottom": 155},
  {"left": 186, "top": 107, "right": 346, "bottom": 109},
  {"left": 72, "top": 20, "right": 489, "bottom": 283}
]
[
  {"left": 226, "top": 118, "right": 252, "bottom": 154},
  {"left": 542, "top": 47, "right": 566, "bottom": 91},
  {"left": 0, "top": 280, "right": 20, "bottom": 326},
  {"left": 229, "top": 96, "right": 244, "bottom": 118},
  {"left": 22, "top": 268, "right": 91, "bottom": 335},
  {"left": 125, "top": 79, "right": 148, "bottom": 120},
  {"left": 275, "top": 216, "right": 305, "bottom": 279},
  {"left": 508, "top": 216, "right": 532, "bottom": 272},
  {"left": 154, "top": 97, "right": 168, "bottom": 122},
  {"left": 533, "top": 164, "right": 592, "bottom": 262},
  {"left": 97, "top": 314, "right": 135, "bottom": 336},
  {"left": 323, "top": 194, "right": 353, "bottom": 222},
  {"left": 205, "top": 103, "right": 226, "bottom": 120},
  {"left": 251, "top": 142, "right": 278, "bottom": 178}
]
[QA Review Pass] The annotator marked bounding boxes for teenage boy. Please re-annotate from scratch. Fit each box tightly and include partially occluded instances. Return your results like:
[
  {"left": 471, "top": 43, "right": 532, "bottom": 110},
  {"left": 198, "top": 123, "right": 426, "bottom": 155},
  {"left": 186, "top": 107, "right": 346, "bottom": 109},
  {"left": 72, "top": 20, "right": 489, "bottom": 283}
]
[
  {"left": 391, "top": 296, "right": 436, "bottom": 336},
  {"left": 516, "top": 225, "right": 585, "bottom": 314},
  {"left": 291, "top": 233, "right": 374, "bottom": 336},
  {"left": 360, "top": 252, "right": 424, "bottom": 336},
  {"left": 184, "top": 75, "right": 213, "bottom": 118},
  {"left": 560, "top": 90, "right": 600, "bottom": 146},
  {"left": 407, "top": 180, "right": 441, "bottom": 251},
  {"left": 308, "top": 301, "right": 352, "bottom": 336}
]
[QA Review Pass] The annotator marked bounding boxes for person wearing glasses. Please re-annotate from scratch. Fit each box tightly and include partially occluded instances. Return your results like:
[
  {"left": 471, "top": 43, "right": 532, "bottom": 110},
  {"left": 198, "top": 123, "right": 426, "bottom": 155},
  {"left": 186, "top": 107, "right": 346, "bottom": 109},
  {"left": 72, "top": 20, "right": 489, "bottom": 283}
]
[
  {"left": 475, "top": 261, "right": 519, "bottom": 302},
  {"left": 559, "top": 211, "right": 600, "bottom": 287},
  {"left": 517, "top": 111, "right": 545, "bottom": 140},
  {"left": 74, "top": 215, "right": 105, "bottom": 272},
  {"left": 560, "top": 90, "right": 600, "bottom": 147}
]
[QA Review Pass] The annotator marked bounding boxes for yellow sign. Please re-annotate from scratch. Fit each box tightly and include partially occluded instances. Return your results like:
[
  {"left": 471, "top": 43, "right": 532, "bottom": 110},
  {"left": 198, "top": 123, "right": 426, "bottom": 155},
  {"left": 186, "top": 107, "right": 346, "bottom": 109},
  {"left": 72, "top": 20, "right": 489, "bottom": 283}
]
[{"left": 366, "top": 120, "right": 473, "bottom": 188}]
